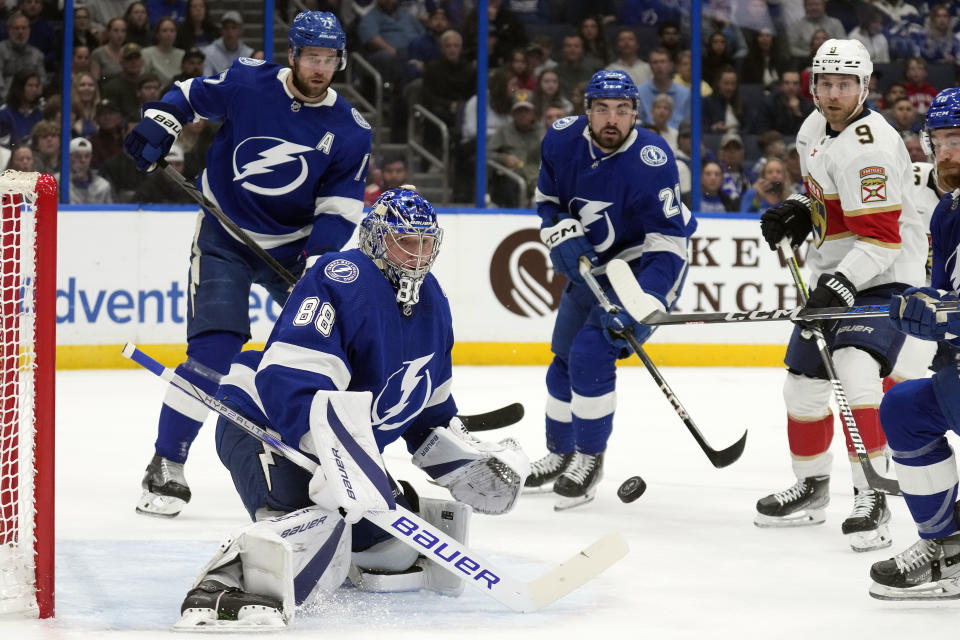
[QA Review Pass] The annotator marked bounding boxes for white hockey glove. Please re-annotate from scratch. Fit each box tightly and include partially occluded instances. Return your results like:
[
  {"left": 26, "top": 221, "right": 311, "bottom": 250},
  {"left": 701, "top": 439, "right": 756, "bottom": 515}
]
[
  {"left": 307, "top": 390, "right": 395, "bottom": 524},
  {"left": 411, "top": 417, "right": 530, "bottom": 515}
]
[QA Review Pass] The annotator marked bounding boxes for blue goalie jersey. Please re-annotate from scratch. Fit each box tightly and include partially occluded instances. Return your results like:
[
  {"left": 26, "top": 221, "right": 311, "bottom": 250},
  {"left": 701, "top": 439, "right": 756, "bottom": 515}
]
[
  {"left": 164, "top": 58, "right": 372, "bottom": 255},
  {"left": 535, "top": 115, "right": 697, "bottom": 307},
  {"left": 930, "top": 190, "right": 960, "bottom": 347},
  {"left": 216, "top": 249, "right": 458, "bottom": 454}
]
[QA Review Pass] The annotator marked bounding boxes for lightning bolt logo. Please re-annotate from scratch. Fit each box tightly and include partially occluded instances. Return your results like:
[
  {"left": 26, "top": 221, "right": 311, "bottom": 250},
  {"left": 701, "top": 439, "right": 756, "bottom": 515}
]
[
  {"left": 232, "top": 137, "right": 315, "bottom": 196},
  {"left": 258, "top": 439, "right": 278, "bottom": 492},
  {"left": 372, "top": 353, "right": 434, "bottom": 431},
  {"left": 571, "top": 197, "right": 616, "bottom": 253}
]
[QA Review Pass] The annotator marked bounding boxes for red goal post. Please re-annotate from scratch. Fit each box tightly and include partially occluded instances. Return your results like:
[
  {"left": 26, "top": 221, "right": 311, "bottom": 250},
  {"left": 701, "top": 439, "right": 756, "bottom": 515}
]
[{"left": 0, "top": 170, "right": 56, "bottom": 618}]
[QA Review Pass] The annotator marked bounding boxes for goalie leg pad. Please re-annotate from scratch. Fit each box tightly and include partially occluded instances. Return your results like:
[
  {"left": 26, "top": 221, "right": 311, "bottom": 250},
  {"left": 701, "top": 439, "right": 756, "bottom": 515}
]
[{"left": 419, "top": 498, "right": 472, "bottom": 596}]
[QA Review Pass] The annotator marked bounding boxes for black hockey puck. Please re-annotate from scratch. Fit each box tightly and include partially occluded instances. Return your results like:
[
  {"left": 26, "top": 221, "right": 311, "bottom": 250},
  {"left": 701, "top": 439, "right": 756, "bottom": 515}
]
[{"left": 617, "top": 476, "right": 647, "bottom": 503}]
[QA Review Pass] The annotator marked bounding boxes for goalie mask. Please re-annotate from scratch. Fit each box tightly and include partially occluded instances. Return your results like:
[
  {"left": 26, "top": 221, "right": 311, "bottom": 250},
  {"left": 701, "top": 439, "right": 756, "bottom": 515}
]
[{"left": 360, "top": 188, "right": 443, "bottom": 314}]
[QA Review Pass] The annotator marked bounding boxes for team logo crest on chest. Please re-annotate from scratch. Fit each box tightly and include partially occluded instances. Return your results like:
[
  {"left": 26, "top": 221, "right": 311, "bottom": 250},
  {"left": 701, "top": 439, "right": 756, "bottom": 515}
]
[
  {"left": 860, "top": 166, "right": 887, "bottom": 203},
  {"left": 232, "top": 137, "right": 316, "bottom": 196}
]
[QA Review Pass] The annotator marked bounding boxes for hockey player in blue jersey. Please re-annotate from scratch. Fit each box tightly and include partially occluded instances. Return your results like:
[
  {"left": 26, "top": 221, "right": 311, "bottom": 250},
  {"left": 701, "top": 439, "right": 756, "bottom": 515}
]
[
  {"left": 173, "top": 188, "right": 529, "bottom": 628},
  {"left": 870, "top": 87, "right": 960, "bottom": 601},
  {"left": 524, "top": 69, "right": 696, "bottom": 510},
  {"left": 123, "top": 12, "right": 374, "bottom": 517}
]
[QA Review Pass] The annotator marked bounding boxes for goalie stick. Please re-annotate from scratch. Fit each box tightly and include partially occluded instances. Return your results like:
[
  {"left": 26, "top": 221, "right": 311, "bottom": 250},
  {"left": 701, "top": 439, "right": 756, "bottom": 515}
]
[
  {"left": 121, "top": 343, "right": 627, "bottom": 613},
  {"left": 578, "top": 258, "right": 747, "bottom": 469},
  {"left": 775, "top": 239, "right": 901, "bottom": 495}
]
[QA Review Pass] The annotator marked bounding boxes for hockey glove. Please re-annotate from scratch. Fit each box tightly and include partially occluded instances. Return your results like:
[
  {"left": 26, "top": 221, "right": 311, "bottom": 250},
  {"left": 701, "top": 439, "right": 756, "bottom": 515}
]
[
  {"left": 600, "top": 306, "right": 652, "bottom": 354},
  {"left": 760, "top": 194, "right": 813, "bottom": 251},
  {"left": 540, "top": 215, "right": 597, "bottom": 285},
  {"left": 124, "top": 101, "right": 188, "bottom": 173},
  {"left": 799, "top": 271, "right": 857, "bottom": 333},
  {"left": 889, "top": 287, "right": 960, "bottom": 342},
  {"left": 411, "top": 417, "right": 530, "bottom": 515}
]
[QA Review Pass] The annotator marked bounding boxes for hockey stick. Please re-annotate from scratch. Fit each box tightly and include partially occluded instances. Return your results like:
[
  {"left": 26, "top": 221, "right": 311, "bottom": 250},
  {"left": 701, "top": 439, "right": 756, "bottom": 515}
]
[
  {"left": 578, "top": 258, "right": 748, "bottom": 469},
  {"left": 121, "top": 343, "right": 627, "bottom": 612},
  {"left": 776, "top": 239, "right": 901, "bottom": 495},
  {"left": 158, "top": 160, "right": 299, "bottom": 287}
]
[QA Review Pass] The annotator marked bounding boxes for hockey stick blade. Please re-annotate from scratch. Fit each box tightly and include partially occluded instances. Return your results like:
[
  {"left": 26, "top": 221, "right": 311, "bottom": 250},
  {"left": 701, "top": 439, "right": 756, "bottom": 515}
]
[
  {"left": 459, "top": 403, "right": 524, "bottom": 431},
  {"left": 121, "top": 343, "right": 628, "bottom": 612}
]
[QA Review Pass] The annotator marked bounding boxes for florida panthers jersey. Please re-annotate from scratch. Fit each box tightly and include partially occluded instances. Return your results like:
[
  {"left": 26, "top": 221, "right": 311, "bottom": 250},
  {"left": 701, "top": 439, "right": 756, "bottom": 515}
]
[
  {"left": 164, "top": 58, "right": 372, "bottom": 255},
  {"left": 535, "top": 115, "right": 697, "bottom": 308},
  {"left": 911, "top": 162, "right": 941, "bottom": 231},
  {"left": 216, "top": 249, "right": 458, "bottom": 455},
  {"left": 796, "top": 108, "right": 925, "bottom": 291}
]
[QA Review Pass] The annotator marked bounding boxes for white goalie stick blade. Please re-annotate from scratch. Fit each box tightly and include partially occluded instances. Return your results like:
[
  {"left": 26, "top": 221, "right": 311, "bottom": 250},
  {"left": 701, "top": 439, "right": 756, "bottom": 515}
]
[
  {"left": 523, "top": 532, "right": 629, "bottom": 610},
  {"left": 606, "top": 259, "right": 661, "bottom": 322}
]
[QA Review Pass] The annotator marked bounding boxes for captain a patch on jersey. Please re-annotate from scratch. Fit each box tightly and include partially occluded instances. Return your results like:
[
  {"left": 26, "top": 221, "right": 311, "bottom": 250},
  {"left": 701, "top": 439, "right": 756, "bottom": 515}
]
[{"left": 860, "top": 166, "right": 888, "bottom": 203}]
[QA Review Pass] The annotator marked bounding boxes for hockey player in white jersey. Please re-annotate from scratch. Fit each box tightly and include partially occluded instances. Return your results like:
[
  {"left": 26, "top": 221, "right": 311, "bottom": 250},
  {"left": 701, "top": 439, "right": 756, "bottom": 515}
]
[
  {"left": 870, "top": 87, "right": 960, "bottom": 600},
  {"left": 757, "top": 39, "right": 926, "bottom": 551}
]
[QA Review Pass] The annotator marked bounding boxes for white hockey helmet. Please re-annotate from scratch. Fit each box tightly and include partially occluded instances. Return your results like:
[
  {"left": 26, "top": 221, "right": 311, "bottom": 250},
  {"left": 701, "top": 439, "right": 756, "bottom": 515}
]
[{"left": 810, "top": 39, "right": 873, "bottom": 115}]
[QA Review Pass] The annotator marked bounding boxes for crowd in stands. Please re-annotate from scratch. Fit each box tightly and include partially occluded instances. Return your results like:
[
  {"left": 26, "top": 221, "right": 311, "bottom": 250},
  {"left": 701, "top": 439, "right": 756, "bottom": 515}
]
[{"left": 0, "top": 0, "right": 958, "bottom": 209}]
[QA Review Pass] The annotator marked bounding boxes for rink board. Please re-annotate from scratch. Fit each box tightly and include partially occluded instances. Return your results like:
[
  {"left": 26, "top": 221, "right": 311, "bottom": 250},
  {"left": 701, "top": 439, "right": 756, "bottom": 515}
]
[{"left": 55, "top": 208, "right": 797, "bottom": 368}]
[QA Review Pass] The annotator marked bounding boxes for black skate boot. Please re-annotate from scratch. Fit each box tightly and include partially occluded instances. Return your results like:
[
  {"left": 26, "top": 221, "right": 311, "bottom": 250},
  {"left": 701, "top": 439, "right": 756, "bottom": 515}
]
[
  {"left": 136, "top": 454, "right": 191, "bottom": 518},
  {"left": 176, "top": 580, "right": 285, "bottom": 629},
  {"left": 869, "top": 532, "right": 960, "bottom": 600},
  {"left": 842, "top": 488, "right": 892, "bottom": 552},
  {"left": 553, "top": 452, "right": 603, "bottom": 511},
  {"left": 754, "top": 475, "right": 829, "bottom": 527},
  {"left": 524, "top": 452, "right": 574, "bottom": 493}
]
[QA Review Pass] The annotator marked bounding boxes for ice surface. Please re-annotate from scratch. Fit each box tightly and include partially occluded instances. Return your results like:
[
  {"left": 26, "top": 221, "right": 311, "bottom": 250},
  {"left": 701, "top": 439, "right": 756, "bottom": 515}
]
[{"left": 4, "top": 366, "right": 956, "bottom": 638}]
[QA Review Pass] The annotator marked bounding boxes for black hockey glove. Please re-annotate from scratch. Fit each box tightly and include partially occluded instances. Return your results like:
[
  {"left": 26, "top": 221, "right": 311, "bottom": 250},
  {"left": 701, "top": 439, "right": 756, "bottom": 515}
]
[
  {"left": 760, "top": 194, "right": 813, "bottom": 251},
  {"left": 799, "top": 271, "right": 857, "bottom": 333}
]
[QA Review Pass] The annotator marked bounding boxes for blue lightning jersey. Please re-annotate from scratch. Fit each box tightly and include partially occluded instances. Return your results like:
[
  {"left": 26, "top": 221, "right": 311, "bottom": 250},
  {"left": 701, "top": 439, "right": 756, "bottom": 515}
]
[
  {"left": 929, "top": 190, "right": 960, "bottom": 347},
  {"left": 216, "top": 249, "right": 458, "bottom": 455},
  {"left": 163, "top": 58, "right": 372, "bottom": 256},
  {"left": 535, "top": 115, "right": 697, "bottom": 307}
]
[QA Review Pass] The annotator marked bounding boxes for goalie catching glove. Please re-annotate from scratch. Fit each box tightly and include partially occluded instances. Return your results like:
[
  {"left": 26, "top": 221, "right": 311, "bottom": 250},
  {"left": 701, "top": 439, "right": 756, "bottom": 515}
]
[{"left": 412, "top": 417, "right": 529, "bottom": 515}]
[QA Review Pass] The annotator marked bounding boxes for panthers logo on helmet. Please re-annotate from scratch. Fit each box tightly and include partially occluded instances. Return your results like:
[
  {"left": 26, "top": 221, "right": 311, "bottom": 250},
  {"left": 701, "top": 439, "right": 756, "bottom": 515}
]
[
  {"left": 553, "top": 116, "right": 577, "bottom": 130},
  {"left": 640, "top": 145, "right": 668, "bottom": 167}
]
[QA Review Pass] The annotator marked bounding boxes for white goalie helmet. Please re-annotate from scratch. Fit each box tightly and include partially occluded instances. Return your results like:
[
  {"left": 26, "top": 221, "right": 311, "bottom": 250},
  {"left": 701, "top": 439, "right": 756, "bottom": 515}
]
[{"left": 810, "top": 39, "right": 873, "bottom": 115}]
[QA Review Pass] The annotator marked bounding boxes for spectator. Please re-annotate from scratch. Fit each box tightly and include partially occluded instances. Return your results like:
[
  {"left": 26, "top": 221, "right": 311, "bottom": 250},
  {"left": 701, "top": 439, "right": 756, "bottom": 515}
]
[
  {"left": 888, "top": 96, "right": 922, "bottom": 136},
  {"left": 71, "top": 71, "right": 101, "bottom": 138},
  {"left": 751, "top": 129, "right": 787, "bottom": 174},
  {"left": 6, "top": 143, "right": 32, "bottom": 171},
  {"left": 499, "top": 47, "right": 535, "bottom": 91},
  {"left": 175, "top": 0, "right": 219, "bottom": 51},
  {"left": 702, "top": 2, "right": 748, "bottom": 59},
  {"left": 488, "top": 89, "right": 543, "bottom": 207},
  {"left": 134, "top": 73, "right": 163, "bottom": 116},
  {"left": 504, "top": 0, "right": 549, "bottom": 25},
  {"left": 702, "top": 32, "right": 736, "bottom": 91},
  {"left": 872, "top": 0, "right": 920, "bottom": 29},
  {"left": 785, "top": 144, "right": 803, "bottom": 195},
  {"left": 699, "top": 160, "right": 739, "bottom": 212},
  {"left": 702, "top": 64, "right": 742, "bottom": 135},
  {"left": 456, "top": 73, "right": 516, "bottom": 200},
  {"left": 102, "top": 43, "right": 146, "bottom": 123},
  {"left": 570, "top": 79, "right": 587, "bottom": 115},
  {"left": 578, "top": 15, "right": 609, "bottom": 68},
  {"left": 848, "top": 4, "right": 890, "bottom": 63},
  {"left": 142, "top": 17, "right": 184, "bottom": 88},
  {"left": 73, "top": 5, "right": 103, "bottom": 50},
  {"left": 542, "top": 102, "right": 568, "bottom": 128},
  {"left": 133, "top": 143, "right": 193, "bottom": 203},
  {"left": 90, "top": 99, "right": 126, "bottom": 171},
  {"left": 532, "top": 68, "right": 573, "bottom": 118},
  {"left": 797, "top": 29, "right": 830, "bottom": 102},
  {"left": 901, "top": 132, "right": 926, "bottom": 163},
  {"left": 673, "top": 50, "right": 711, "bottom": 97},
  {"left": 167, "top": 46, "right": 204, "bottom": 90},
  {"left": 88, "top": 1, "right": 135, "bottom": 28},
  {"left": 29, "top": 119, "right": 58, "bottom": 174},
  {"left": 914, "top": 4, "right": 960, "bottom": 65},
  {"left": 755, "top": 70, "right": 814, "bottom": 135},
  {"left": 176, "top": 117, "right": 214, "bottom": 179},
  {"left": 202, "top": 11, "right": 253, "bottom": 76},
  {"left": 0, "top": 12, "right": 45, "bottom": 96},
  {"left": 740, "top": 158, "right": 788, "bottom": 213},
  {"left": 618, "top": 0, "right": 683, "bottom": 28},
  {"left": 880, "top": 82, "right": 907, "bottom": 115},
  {"left": 0, "top": 69, "right": 43, "bottom": 147},
  {"left": 676, "top": 121, "right": 692, "bottom": 198},
  {"left": 406, "top": 7, "right": 448, "bottom": 80},
  {"left": 554, "top": 34, "right": 596, "bottom": 101},
  {"left": 788, "top": 0, "right": 846, "bottom": 60},
  {"left": 91, "top": 17, "right": 128, "bottom": 86},
  {"left": 18, "top": 0, "right": 55, "bottom": 73},
  {"left": 648, "top": 92, "right": 678, "bottom": 153},
  {"left": 605, "top": 27, "right": 651, "bottom": 87},
  {"left": 462, "top": 0, "right": 527, "bottom": 69},
  {"left": 125, "top": 2, "right": 153, "bottom": 47},
  {"left": 421, "top": 29, "right": 475, "bottom": 130},
  {"left": 357, "top": 0, "right": 425, "bottom": 86},
  {"left": 864, "top": 70, "right": 883, "bottom": 111},
  {"left": 637, "top": 46, "right": 689, "bottom": 128},
  {"left": 363, "top": 152, "right": 408, "bottom": 206},
  {"left": 717, "top": 132, "right": 752, "bottom": 205},
  {"left": 740, "top": 27, "right": 790, "bottom": 88},
  {"left": 525, "top": 35, "right": 556, "bottom": 77},
  {"left": 146, "top": 0, "right": 188, "bottom": 27},
  {"left": 903, "top": 57, "right": 938, "bottom": 115},
  {"left": 73, "top": 45, "right": 92, "bottom": 75},
  {"left": 657, "top": 20, "right": 684, "bottom": 63},
  {"left": 68, "top": 137, "right": 114, "bottom": 204}
]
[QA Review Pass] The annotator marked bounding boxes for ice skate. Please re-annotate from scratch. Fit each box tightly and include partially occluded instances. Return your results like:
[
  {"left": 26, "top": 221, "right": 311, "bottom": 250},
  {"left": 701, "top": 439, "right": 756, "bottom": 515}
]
[
  {"left": 524, "top": 452, "right": 573, "bottom": 493},
  {"left": 175, "top": 579, "right": 285, "bottom": 629},
  {"left": 869, "top": 532, "right": 960, "bottom": 601},
  {"left": 553, "top": 452, "right": 603, "bottom": 511},
  {"left": 842, "top": 488, "right": 892, "bottom": 552},
  {"left": 754, "top": 476, "right": 829, "bottom": 527},
  {"left": 136, "top": 454, "right": 191, "bottom": 518}
]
